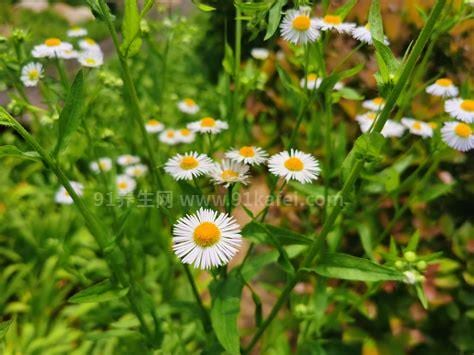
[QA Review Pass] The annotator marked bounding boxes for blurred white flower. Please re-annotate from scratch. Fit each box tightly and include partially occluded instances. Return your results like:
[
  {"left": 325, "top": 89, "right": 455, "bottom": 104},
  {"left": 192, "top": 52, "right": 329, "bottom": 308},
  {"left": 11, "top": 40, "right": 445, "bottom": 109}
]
[
  {"left": 90, "top": 157, "right": 112, "bottom": 173},
  {"left": 55, "top": 181, "right": 83, "bottom": 205},
  {"left": 187, "top": 117, "right": 228, "bottom": 134},
  {"left": 250, "top": 48, "right": 270, "bottom": 60},
  {"left": 20, "top": 62, "right": 43, "bottom": 87},
  {"left": 178, "top": 98, "right": 200, "bottom": 115},
  {"left": 441, "top": 121, "right": 474, "bottom": 152},
  {"left": 445, "top": 98, "right": 474, "bottom": 123},
  {"left": 67, "top": 27, "right": 87, "bottom": 38},
  {"left": 32, "top": 38, "right": 73, "bottom": 58},
  {"left": 280, "top": 6, "right": 320, "bottom": 45},
  {"left": 426, "top": 78, "right": 458, "bottom": 98},
  {"left": 315, "top": 15, "right": 356, "bottom": 34}
]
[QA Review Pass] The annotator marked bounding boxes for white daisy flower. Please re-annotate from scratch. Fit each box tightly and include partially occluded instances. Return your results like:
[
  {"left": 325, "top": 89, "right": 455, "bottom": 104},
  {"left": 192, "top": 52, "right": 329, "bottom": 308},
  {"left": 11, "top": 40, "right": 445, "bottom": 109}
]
[
  {"left": 55, "top": 181, "right": 84, "bottom": 205},
  {"left": 268, "top": 149, "right": 320, "bottom": 183},
  {"left": 441, "top": 121, "right": 474, "bottom": 152},
  {"left": 300, "top": 73, "right": 322, "bottom": 90},
  {"left": 401, "top": 118, "right": 433, "bottom": 138},
  {"left": 125, "top": 164, "right": 148, "bottom": 178},
  {"left": 159, "top": 129, "right": 179, "bottom": 145},
  {"left": 187, "top": 117, "right": 228, "bottom": 134},
  {"left": 280, "top": 6, "right": 320, "bottom": 45},
  {"left": 177, "top": 98, "right": 200, "bottom": 115},
  {"left": 145, "top": 119, "right": 165, "bottom": 133},
  {"left": 351, "top": 24, "right": 389, "bottom": 45},
  {"left": 172, "top": 208, "right": 242, "bottom": 269},
  {"left": 20, "top": 62, "right": 43, "bottom": 87},
  {"left": 60, "top": 48, "right": 79, "bottom": 59},
  {"left": 225, "top": 146, "right": 268, "bottom": 166},
  {"left": 116, "top": 174, "right": 136, "bottom": 196},
  {"left": 425, "top": 78, "right": 458, "bottom": 98},
  {"left": 355, "top": 111, "right": 377, "bottom": 130},
  {"left": 164, "top": 152, "right": 214, "bottom": 181},
  {"left": 32, "top": 38, "right": 73, "bottom": 58},
  {"left": 362, "top": 97, "right": 385, "bottom": 111},
  {"left": 210, "top": 159, "right": 250, "bottom": 187},
  {"left": 90, "top": 157, "right": 112, "bottom": 173},
  {"left": 78, "top": 50, "right": 103, "bottom": 68},
  {"left": 250, "top": 48, "right": 270, "bottom": 60},
  {"left": 79, "top": 38, "right": 102, "bottom": 52},
  {"left": 315, "top": 14, "right": 356, "bottom": 34},
  {"left": 176, "top": 128, "right": 196, "bottom": 144},
  {"left": 444, "top": 98, "right": 474, "bottom": 123},
  {"left": 381, "top": 120, "right": 406, "bottom": 138},
  {"left": 67, "top": 27, "right": 87, "bottom": 38},
  {"left": 117, "top": 154, "right": 140, "bottom": 166}
]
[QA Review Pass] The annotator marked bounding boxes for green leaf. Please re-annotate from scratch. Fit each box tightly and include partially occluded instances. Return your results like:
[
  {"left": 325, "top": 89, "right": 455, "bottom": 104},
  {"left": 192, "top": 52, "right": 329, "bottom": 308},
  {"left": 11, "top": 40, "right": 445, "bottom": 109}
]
[
  {"left": 337, "top": 87, "right": 364, "bottom": 100},
  {"left": 417, "top": 183, "right": 452, "bottom": 202},
  {"left": 222, "top": 43, "right": 234, "bottom": 75},
  {"left": 415, "top": 283, "right": 428, "bottom": 309},
  {"left": 357, "top": 222, "right": 374, "bottom": 260},
  {"left": 0, "top": 145, "right": 40, "bottom": 161},
  {"left": 54, "top": 70, "right": 85, "bottom": 156},
  {"left": 335, "top": 0, "right": 357, "bottom": 19},
  {"left": 243, "top": 222, "right": 312, "bottom": 246},
  {"left": 120, "top": 0, "right": 142, "bottom": 57},
  {"left": 406, "top": 230, "right": 420, "bottom": 252},
  {"left": 265, "top": 0, "right": 287, "bottom": 40},
  {"left": 304, "top": 253, "right": 404, "bottom": 281},
  {"left": 0, "top": 107, "right": 14, "bottom": 127},
  {"left": 69, "top": 279, "right": 129, "bottom": 304},
  {"left": 210, "top": 275, "right": 244, "bottom": 355},
  {"left": 192, "top": 0, "right": 216, "bottom": 12},
  {"left": 0, "top": 319, "right": 13, "bottom": 339},
  {"left": 241, "top": 250, "right": 279, "bottom": 283}
]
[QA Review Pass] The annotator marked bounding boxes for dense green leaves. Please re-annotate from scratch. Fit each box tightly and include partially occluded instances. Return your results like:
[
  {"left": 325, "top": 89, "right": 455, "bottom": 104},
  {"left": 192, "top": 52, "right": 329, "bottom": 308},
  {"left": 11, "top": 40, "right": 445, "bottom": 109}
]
[
  {"left": 69, "top": 279, "right": 129, "bottom": 304},
  {"left": 54, "top": 70, "right": 85, "bottom": 156},
  {"left": 120, "top": 0, "right": 143, "bottom": 57},
  {"left": 304, "top": 253, "right": 404, "bottom": 281}
]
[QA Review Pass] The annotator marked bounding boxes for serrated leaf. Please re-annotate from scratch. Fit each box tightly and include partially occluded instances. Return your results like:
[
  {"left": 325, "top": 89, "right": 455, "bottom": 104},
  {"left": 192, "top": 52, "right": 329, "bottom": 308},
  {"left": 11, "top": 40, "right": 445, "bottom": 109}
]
[
  {"left": 0, "top": 145, "right": 40, "bottom": 161},
  {"left": 69, "top": 279, "right": 129, "bottom": 304},
  {"left": 265, "top": 0, "right": 287, "bottom": 40},
  {"left": 54, "top": 70, "right": 85, "bottom": 156},
  {"left": 304, "top": 253, "right": 404, "bottom": 281},
  {"left": 120, "top": 0, "right": 142, "bottom": 57}
]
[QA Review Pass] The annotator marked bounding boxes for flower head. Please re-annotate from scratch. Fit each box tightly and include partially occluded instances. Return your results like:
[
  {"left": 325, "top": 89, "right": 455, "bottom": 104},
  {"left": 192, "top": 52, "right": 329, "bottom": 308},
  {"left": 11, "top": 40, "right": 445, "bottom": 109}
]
[
  {"left": 67, "top": 27, "right": 87, "bottom": 38},
  {"left": 159, "top": 129, "right": 179, "bottom": 145},
  {"left": 178, "top": 98, "right": 200, "bottom": 115},
  {"left": 55, "top": 181, "right": 83, "bottom": 205},
  {"left": 441, "top": 121, "right": 474, "bottom": 152},
  {"left": 172, "top": 208, "right": 242, "bottom": 269},
  {"left": 32, "top": 38, "right": 73, "bottom": 58},
  {"left": 79, "top": 38, "right": 101, "bottom": 52},
  {"left": 250, "top": 48, "right": 270, "bottom": 60},
  {"left": 445, "top": 98, "right": 474, "bottom": 123},
  {"left": 280, "top": 7, "right": 320, "bottom": 45},
  {"left": 187, "top": 117, "right": 228, "bottom": 134},
  {"left": 164, "top": 152, "right": 214, "bottom": 180},
  {"left": 210, "top": 159, "right": 250, "bottom": 187},
  {"left": 381, "top": 120, "right": 406, "bottom": 138},
  {"left": 300, "top": 73, "right": 322, "bottom": 90},
  {"left": 78, "top": 50, "right": 103, "bottom": 68},
  {"left": 90, "top": 157, "right": 112, "bottom": 173},
  {"left": 225, "top": 146, "right": 268, "bottom": 166},
  {"left": 401, "top": 118, "right": 433, "bottom": 138},
  {"left": 125, "top": 164, "right": 148, "bottom": 178},
  {"left": 145, "top": 119, "right": 164, "bottom": 133},
  {"left": 351, "top": 24, "right": 389, "bottom": 45},
  {"left": 268, "top": 149, "right": 320, "bottom": 183},
  {"left": 20, "top": 62, "right": 43, "bottom": 87},
  {"left": 117, "top": 154, "right": 140, "bottom": 166},
  {"left": 176, "top": 128, "right": 196, "bottom": 144},
  {"left": 426, "top": 78, "right": 458, "bottom": 98},
  {"left": 315, "top": 14, "right": 356, "bottom": 34},
  {"left": 116, "top": 175, "right": 136, "bottom": 196},
  {"left": 362, "top": 97, "right": 385, "bottom": 111}
]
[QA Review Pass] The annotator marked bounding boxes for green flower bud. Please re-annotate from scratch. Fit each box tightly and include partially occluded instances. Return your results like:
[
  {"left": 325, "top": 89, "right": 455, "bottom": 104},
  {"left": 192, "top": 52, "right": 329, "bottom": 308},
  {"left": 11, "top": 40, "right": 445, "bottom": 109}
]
[
  {"left": 404, "top": 251, "right": 417, "bottom": 262},
  {"left": 395, "top": 260, "right": 405, "bottom": 269},
  {"left": 417, "top": 260, "right": 427, "bottom": 270}
]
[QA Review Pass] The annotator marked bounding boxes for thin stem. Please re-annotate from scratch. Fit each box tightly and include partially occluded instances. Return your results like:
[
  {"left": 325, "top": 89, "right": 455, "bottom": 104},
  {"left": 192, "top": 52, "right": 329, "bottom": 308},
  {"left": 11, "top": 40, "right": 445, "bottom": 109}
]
[
  {"left": 231, "top": 5, "right": 242, "bottom": 145},
  {"left": 183, "top": 265, "right": 212, "bottom": 332},
  {"left": 323, "top": 93, "right": 333, "bottom": 220},
  {"left": 54, "top": 57, "right": 69, "bottom": 90}
]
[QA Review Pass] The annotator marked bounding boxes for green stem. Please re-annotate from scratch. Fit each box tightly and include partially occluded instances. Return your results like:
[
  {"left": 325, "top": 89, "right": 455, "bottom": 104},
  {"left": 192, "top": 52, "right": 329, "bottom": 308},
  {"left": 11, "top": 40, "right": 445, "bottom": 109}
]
[
  {"left": 183, "top": 265, "right": 212, "bottom": 332},
  {"left": 231, "top": 5, "right": 242, "bottom": 145},
  {"left": 244, "top": 0, "right": 446, "bottom": 350},
  {"left": 323, "top": 93, "right": 333, "bottom": 220},
  {"left": 54, "top": 57, "right": 69, "bottom": 90}
]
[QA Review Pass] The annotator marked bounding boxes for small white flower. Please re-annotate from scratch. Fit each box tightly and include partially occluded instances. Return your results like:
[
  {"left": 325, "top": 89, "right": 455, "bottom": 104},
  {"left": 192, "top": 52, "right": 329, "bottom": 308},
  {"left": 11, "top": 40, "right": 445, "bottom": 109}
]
[
  {"left": 268, "top": 149, "right": 320, "bottom": 183},
  {"left": 176, "top": 128, "right": 196, "bottom": 144},
  {"left": 280, "top": 6, "right": 320, "bottom": 45},
  {"left": 79, "top": 38, "right": 102, "bottom": 52},
  {"left": 403, "top": 270, "right": 418, "bottom": 285},
  {"left": 225, "top": 146, "right": 268, "bottom": 166},
  {"left": 210, "top": 159, "right": 250, "bottom": 187},
  {"left": 159, "top": 129, "right": 179, "bottom": 145},
  {"left": 300, "top": 73, "right": 322, "bottom": 90},
  {"left": 32, "top": 38, "right": 73, "bottom": 58},
  {"left": 145, "top": 119, "right": 165, "bottom": 133},
  {"left": 55, "top": 181, "right": 84, "bottom": 205},
  {"left": 20, "top": 62, "right": 43, "bottom": 87},
  {"left": 426, "top": 78, "right": 458, "bottom": 98},
  {"left": 125, "top": 164, "right": 148, "bottom": 178},
  {"left": 60, "top": 48, "right": 79, "bottom": 59},
  {"left": 401, "top": 118, "right": 433, "bottom": 138},
  {"left": 172, "top": 208, "right": 242, "bottom": 269},
  {"left": 78, "top": 50, "right": 103, "bottom": 68},
  {"left": 164, "top": 152, "right": 214, "bottom": 181},
  {"left": 351, "top": 24, "right": 389, "bottom": 45},
  {"left": 315, "top": 14, "right": 356, "bottom": 34},
  {"left": 117, "top": 154, "right": 140, "bottom": 166},
  {"left": 90, "top": 157, "right": 112, "bottom": 173},
  {"left": 444, "top": 98, "right": 474, "bottom": 123},
  {"left": 250, "top": 48, "right": 270, "bottom": 60},
  {"left": 441, "top": 121, "right": 474, "bottom": 152},
  {"left": 116, "top": 174, "right": 136, "bottom": 196},
  {"left": 177, "top": 98, "right": 200, "bottom": 115},
  {"left": 187, "top": 117, "right": 228, "bottom": 134},
  {"left": 381, "top": 120, "right": 406, "bottom": 138},
  {"left": 67, "top": 27, "right": 88, "bottom": 38},
  {"left": 362, "top": 97, "right": 385, "bottom": 111},
  {"left": 355, "top": 111, "right": 378, "bottom": 132}
]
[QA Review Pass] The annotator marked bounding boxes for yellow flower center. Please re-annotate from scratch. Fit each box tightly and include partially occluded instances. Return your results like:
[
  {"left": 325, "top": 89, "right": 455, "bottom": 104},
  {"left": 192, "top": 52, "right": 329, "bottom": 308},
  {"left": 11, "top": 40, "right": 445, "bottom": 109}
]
[
  {"left": 201, "top": 117, "right": 216, "bottom": 127},
  {"left": 118, "top": 181, "right": 128, "bottom": 189},
  {"left": 307, "top": 73, "right": 318, "bottom": 82},
  {"left": 292, "top": 15, "right": 311, "bottom": 31},
  {"left": 148, "top": 119, "right": 161, "bottom": 126},
  {"left": 284, "top": 157, "right": 304, "bottom": 171},
  {"left": 184, "top": 98, "right": 196, "bottom": 106},
  {"left": 180, "top": 128, "right": 191, "bottom": 136},
  {"left": 412, "top": 122, "right": 422, "bottom": 130},
  {"left": 85, "top": 38, "right": 96, "bottom": 45},
  {"left": 99, "top": 161, "right": 108, "bottom": 169},
  {"left": 372, "top": 97, "right": 385, "bottom": 105},
  {"left": 365, "top": 23, "right": 370, "bottom": 29},
  {"left": 239, "top": 146, "right": 255, "bottom": 158},
  {"left": 367, "top": 112, "right": 376, "bottom": 120},
  {"left": 221, "top": 169, "right": 239, "bottom": 180},
  {"left": 166, "top": 130, "right": 175, "bottom": 138},
  {"left": 460, "top": 100, "right": 474, "bottom": 112},
  {"left": 435, "top": 78, "right": 452, "bottom": 87},
  {"left": 45, "top": 38, "right": 61, "bottom": 47},
  {"left": 429, "top": 122, "right": 437, "bottom": 129},
  {"left": 180, "top": 156, "right": 199, "bottom": 170},
  {"left": 454, "top": 123, "right": 472, "bottom": 138},
  {"left": 85, "top": 58, "right": 96, "bottom": 65},
  {"left": 28, "top": 70, "right": 39, "bottom": 80},
  {"left": 193, "top": 222, "right": 221, "bottom": 247},
  {"left": 323, "top": 15, "right": 342, "bottom": 25}
]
